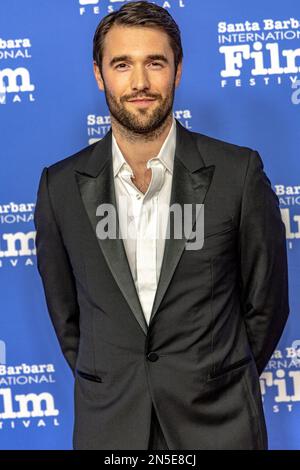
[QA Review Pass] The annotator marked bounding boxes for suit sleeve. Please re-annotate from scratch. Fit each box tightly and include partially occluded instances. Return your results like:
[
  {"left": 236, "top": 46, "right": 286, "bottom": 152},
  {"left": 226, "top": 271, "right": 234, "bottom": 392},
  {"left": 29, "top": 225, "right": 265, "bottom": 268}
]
[
  {"left": 238, "top": 150, "right": 289, "bottom": 376},
  {"left": 34, "top": 167, "right": 80, "bottom": 376}
]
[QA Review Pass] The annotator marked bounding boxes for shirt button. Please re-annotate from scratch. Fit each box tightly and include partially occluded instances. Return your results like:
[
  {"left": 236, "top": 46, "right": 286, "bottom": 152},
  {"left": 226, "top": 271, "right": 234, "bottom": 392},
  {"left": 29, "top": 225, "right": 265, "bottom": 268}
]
[
  {"left": 147, "top": 352, "right": 159, "bottom": 362},
  {"left": 136, "top": 194, "right": 141, "bottom": 199}
]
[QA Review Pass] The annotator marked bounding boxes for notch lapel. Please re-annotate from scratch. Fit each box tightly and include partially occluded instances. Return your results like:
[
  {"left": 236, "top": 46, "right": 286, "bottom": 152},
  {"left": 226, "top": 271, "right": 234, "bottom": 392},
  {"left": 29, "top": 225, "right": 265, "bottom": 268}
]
[
  {"left": 74, "top": 130, "right": 148, "bottom": 336},
  {"left": 148, "top": 121, "right": 215, "bottom": 325},
  {"left": 74, "top": 120, "right": 215, "bottom": 335}
]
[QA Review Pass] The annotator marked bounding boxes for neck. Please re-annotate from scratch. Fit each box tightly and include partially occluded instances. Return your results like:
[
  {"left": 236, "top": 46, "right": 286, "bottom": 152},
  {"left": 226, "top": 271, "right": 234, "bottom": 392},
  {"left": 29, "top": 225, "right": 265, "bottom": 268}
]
[{"left": 111, "top": 114, "right": 173, "bottom": 174}]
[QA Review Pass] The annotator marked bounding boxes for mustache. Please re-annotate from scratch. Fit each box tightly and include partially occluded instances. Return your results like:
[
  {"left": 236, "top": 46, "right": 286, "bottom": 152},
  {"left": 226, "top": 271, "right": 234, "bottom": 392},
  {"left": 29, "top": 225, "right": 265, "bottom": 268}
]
[{"left": 122, "top": 94, "right": 160, "bottom": 101}]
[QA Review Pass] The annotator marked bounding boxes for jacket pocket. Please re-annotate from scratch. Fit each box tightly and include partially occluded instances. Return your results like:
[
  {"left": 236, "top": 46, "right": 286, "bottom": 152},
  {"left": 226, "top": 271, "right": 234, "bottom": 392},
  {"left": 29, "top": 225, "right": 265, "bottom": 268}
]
[
  {"left": 205, "top": 225, "right": 236, "bottom": 240},
  {"left": 76, "top": 368, "right": 102, "bottom": 383},
  {"left": 207, "top": 355, "right": 253, "bottom": 381}
]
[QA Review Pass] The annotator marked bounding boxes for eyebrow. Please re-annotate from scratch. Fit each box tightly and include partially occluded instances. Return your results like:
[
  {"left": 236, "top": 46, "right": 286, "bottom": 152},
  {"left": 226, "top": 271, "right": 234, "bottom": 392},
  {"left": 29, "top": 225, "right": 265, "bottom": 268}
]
[{"left": 109, "top": 54, "right": 169, "bottom": 67}]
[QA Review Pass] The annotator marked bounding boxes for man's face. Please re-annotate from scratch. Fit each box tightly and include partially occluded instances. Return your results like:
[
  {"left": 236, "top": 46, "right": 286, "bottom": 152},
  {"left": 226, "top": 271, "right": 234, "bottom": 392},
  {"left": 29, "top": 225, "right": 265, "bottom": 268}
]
[{"left": 93, "top": 25, "right": 182, "bottom": 134}]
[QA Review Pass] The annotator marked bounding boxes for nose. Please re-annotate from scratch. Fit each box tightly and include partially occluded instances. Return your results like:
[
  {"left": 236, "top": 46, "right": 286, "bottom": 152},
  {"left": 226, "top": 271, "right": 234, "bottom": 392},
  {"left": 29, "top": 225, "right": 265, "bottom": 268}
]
[{"left": 130, "top": 64, "right": 150, "bottom": 92}]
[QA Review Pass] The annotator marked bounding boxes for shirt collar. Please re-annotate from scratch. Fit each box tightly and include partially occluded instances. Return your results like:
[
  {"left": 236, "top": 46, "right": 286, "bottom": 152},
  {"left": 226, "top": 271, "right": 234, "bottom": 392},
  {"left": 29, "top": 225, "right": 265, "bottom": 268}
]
[{"left": 112, "top": 116, "right": 176, "bottom": 178}]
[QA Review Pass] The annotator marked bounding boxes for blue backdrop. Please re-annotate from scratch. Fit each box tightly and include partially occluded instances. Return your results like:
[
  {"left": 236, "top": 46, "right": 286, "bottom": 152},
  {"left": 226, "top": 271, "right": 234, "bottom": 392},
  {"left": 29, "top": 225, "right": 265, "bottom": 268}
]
[{"left": 0, "top": 0, "right": 299, "bottom": 450}]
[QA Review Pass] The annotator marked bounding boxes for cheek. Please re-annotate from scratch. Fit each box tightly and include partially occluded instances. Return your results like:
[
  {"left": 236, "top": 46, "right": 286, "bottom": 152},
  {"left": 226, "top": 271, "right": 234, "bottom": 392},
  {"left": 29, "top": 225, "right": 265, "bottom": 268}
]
[
  {"left": 102, "top": 72, "right": 125, "bottom": 95},
  {"left": 152, "top": 73, "right": 173, "bottom": 90}
]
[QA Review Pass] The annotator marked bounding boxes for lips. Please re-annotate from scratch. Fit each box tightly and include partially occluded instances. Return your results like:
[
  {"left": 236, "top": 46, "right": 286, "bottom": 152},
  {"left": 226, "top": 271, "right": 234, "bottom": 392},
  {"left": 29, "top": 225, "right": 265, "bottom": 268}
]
[
  {"left": 128, "top": 99, "right": 156, "bottom": 102},
  {"left": 127, "top": 98, "right": 156, "bottom": 108}
]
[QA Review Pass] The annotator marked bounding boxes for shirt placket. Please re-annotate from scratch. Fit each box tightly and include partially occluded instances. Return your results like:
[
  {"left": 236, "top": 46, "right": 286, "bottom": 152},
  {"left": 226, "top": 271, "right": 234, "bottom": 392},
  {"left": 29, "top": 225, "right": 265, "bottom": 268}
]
[
  {"left": 119, "top": 161, "right": 165, "bottom": 325},
  {"left": 135, "top": 163, "right": 165, "bottom": 324},
  {"left": 136, "top": 197, "right": 157, "bottom": 324}
]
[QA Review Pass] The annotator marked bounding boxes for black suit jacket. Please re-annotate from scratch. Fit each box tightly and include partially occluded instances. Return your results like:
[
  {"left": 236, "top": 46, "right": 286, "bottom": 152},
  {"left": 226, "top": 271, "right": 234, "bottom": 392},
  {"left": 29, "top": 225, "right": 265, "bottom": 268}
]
[{"left": 34, "top": 118, "right": 289, "bottom": 449}]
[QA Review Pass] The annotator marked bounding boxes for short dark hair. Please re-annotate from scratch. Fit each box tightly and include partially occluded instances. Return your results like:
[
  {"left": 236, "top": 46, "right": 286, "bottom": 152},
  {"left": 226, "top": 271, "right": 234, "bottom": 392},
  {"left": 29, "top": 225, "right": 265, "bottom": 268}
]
[{"left": 93, "top": 1, "right": 183, "bottom": 75}]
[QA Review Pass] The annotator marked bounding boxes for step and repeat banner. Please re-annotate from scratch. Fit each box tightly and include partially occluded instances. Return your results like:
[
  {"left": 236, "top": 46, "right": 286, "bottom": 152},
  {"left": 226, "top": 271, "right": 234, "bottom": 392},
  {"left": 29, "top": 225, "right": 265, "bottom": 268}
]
[{"left": 0, "top": 0, "right": 299, "bottom": 450}]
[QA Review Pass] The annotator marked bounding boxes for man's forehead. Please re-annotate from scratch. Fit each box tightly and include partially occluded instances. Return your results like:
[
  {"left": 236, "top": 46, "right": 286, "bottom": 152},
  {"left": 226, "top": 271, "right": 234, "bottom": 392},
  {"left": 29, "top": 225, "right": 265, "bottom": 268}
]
[{"left": 103, "top": 25, "right": 171, "bottom": 53}]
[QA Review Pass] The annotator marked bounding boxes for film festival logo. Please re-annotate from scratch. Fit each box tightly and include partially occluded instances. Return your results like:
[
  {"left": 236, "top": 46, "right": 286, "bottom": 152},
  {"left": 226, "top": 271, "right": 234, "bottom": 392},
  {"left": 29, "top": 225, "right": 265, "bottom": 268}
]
[
  {"left": 275, "top": 185, "right": 300, "bottom": 251},
  {"left": 0, "top": 340, "right": 59, "bottom": 430},
  {"left": 260, "top": 340, "right": 300, "bottom": 414},
  {"left": 95, "top": 198, "right": 205, "bottom": 250},
  {"left": 86, "top": 109, "right": 192, "bottom": 145},
  {"left": 0, "top": 202, "right": 36, "bottom": 269},
  {"left": 78, "top": 0, "right": 186, "bottom": 16},
  {"left": 87, "top": 113, "right": 111, "bottom": 144},
  {"left": 0, "top": 37, "right": 35, "bottom": 105},
  {"left": 218, "top": 17, "right": 300, "bottom": 90}
]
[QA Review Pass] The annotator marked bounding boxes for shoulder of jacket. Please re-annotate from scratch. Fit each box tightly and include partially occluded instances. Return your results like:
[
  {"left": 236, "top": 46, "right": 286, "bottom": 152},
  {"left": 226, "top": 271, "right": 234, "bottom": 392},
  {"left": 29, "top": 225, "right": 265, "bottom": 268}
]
[
  {"left": 46, "top": 140, "right": 99, "bottom": 177},
  {"left": 190, "top": 129, "right": 254, "bottom": 162}
]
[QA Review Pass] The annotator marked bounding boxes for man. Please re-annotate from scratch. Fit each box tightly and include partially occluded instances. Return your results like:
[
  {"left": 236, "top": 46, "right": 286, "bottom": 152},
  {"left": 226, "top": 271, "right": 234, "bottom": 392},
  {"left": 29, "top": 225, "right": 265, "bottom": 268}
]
[{"left": 34, "top": 1, "right": 289, "bottom": 450}]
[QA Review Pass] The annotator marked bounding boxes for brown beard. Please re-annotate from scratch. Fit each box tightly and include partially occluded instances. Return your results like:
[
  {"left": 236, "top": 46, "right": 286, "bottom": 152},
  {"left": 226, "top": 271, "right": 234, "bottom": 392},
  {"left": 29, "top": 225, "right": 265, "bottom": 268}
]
[{"left": 102, "top": 77, "right": 176, "bottom": 142}]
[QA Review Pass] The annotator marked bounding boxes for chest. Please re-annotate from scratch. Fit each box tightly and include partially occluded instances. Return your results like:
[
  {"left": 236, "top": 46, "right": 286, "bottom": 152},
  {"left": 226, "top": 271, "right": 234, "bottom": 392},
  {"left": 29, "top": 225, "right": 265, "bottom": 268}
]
[{"left": 130, "top": 169, "right": 152, "bottom": 194}]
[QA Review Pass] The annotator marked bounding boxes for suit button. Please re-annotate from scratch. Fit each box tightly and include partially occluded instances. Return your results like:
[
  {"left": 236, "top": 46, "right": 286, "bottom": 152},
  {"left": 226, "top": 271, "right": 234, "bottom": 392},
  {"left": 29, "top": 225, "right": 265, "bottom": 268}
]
[{"left": 147, "top": 352, "right": 159, "bottom": 362}]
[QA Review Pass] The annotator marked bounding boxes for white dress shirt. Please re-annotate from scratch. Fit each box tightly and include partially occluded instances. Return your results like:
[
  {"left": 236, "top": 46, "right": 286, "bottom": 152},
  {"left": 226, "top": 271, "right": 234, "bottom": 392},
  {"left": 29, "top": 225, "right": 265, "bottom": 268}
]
[{"left": 112, "top": 117, "right": 176, "bottom": 325}]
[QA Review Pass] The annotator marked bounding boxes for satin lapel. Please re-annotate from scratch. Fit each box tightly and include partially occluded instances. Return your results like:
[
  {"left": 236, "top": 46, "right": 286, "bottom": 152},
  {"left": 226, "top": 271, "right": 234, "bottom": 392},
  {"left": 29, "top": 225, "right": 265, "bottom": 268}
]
[
  {"left": 74, "top": 120, "right": 215, "bottom": 335},
  {"left": 148, "top": 121, "right": 215, "bottom": 325},
  {"left": 74, "top": 131, "right": 148, "bottom": 336}
]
